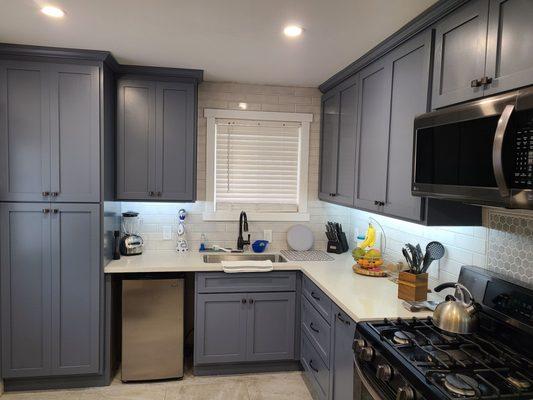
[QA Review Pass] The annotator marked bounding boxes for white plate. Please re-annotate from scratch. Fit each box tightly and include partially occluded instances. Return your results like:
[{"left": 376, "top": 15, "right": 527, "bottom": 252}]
[{"left": 286, "top": 224, "right": 314, "bottom": 251}]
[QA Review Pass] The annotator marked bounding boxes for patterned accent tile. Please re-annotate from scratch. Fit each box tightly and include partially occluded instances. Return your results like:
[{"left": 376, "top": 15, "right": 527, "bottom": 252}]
[{"left": 487, "top": 211, "right": 533, "bottom": 285}]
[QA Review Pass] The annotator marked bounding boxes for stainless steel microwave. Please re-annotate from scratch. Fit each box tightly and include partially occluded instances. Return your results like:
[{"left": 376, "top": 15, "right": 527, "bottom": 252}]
[{"left": 413, "top": 86, "right": 533, "bottom": 209}]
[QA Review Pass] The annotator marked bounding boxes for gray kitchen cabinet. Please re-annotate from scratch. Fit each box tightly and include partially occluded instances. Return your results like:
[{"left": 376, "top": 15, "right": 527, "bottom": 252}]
[
  {"left": 0, "top": 61, "right": 51, "bottom": 202},
  {"left": 383, "top": 31, "right": 432, "bottom": 221},
  {"left": 116, "top": 79, "right": 156, "bottom": 200},
  {"left": 195, "top": 293, "right": 248, "bottom": 365},
  {"left": 432, "top": 0, "right": 489, "bottom": 109},
  {"left": 50, "top": 203, "right": 100, "bottom": 375},
  {"left": 155, "top": 82, "right": 196, "bottom": 201},
  {"left": 246, "top": 292, "right": 295, "bottom": 362},
  {"left": 0, "top": 202, "right": 100, "bottom": 378},
  {"left": 484, "top": 0, "right": 533, "bottom": 96},
  {"left": 50, "top": 64, "right": 100, "bottom": 203},
  {"left": 0, "top": 61, "right": 100, "bottom": 203},
  {"left": 319, "top": 92, "right": 339, "bottom": 200},
  {"left": 354, "top": 58, "right": 392, "bottom": 212},
  {"left": 319, "top": 76, "right": 358, "bottom": 206},
  {"left": 0, "top": 203, "right": 52, "bottom": 378},
  {"left": 117, "top": 78, "right": 196, "bottom": 201},
  {"left": 332, "top": 307, "right": 355, "bottom": 400}
]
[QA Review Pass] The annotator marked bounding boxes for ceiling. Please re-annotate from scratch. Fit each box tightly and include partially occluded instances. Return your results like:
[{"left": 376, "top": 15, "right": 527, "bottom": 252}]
[{"left": 0, "top": 0, "right": 438, "bottom": 87}]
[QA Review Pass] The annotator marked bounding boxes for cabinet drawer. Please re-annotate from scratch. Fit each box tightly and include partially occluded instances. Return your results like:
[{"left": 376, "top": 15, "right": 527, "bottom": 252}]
[
  {"left": 302, "top": 276, "right": 332, "bottom": 322},
  {"left": 301, "top": 331, "right": 329, "bottom": 399},
  {"left": 196, "top": 272, "right": 296, "bottom": 293},
  {"left": 301, "top": 296, "right": 331, "bottom": 365}
]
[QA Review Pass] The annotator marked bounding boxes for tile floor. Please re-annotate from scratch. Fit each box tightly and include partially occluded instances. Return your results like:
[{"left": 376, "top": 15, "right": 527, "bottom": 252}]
[{"left": 0, "top": 370, "right": 313, "bottom": 400}]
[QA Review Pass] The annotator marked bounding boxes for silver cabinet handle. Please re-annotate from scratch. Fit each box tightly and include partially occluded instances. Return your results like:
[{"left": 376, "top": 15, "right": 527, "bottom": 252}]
[{"left": 492, "top": 104, "right": 514, "bottom": 197}]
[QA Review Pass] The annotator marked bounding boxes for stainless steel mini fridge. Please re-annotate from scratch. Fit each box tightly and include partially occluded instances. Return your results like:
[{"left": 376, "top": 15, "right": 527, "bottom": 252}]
[{"left": 122, "top": 277, "right": 184, "bottom": 381}]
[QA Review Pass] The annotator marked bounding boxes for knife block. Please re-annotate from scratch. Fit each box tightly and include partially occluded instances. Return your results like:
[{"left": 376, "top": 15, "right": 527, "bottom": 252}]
[
  {"left": 327, "top": 232, "right": 349, "bottom": 254},
  {"left": 398, "top": 272, "right": 428, "bottom": 301}
]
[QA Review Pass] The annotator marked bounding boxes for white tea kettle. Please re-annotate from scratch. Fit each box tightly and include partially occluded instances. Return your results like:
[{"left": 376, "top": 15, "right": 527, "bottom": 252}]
[{"left": 433, "top": 282, "right": 480, "bottom": 334}]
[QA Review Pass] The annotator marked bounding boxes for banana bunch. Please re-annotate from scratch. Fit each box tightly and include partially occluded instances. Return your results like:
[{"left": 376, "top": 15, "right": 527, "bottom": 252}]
[{"left": 357, "top": 223, "right": 376, "bottom": 249}]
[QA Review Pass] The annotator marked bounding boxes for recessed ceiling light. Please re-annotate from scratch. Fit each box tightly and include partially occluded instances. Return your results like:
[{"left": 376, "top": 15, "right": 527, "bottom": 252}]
[
  {"left": 283, "top": 25, "right": 303, "bottom": 38},
  {"left": 41, "top": 6, "right": 65, "bottom": 18}
]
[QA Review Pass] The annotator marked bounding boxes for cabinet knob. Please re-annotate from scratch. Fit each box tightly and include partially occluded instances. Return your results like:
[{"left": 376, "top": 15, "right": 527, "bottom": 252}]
[
  {"left": 470, "top": 79, "right": 482, "bottom": 88},
  {"left": 42, "top": 191, "right": 50, "bottom": 197},
  {"left": 480, "top": 76, "right": 493, "bottom": 85},
  {"left": 52, "top": 209, "right": 59, "bottom": 214},
  {"left": 249, "top": 298, "right": 254, "bottom": 304},
  {"left": 149, "top": 191, "right": 155, "bottom": 196},
  {"left": 330, "top": 193, "right": 336, "bottom": 197},
  {"left": 42, "top": 208, "right": 50, "bottom": 214},
  {"left": 241, "top": 299, "right": 247, "bottom": 304},
  {"left": 157, "top": 192, "right": 162, "bottom": 197},
  {"left": 51, "top": 192, "right": 59, "bottom": 197}
]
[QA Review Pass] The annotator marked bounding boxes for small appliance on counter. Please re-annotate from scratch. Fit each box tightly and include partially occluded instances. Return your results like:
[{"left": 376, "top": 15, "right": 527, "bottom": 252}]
[{"left": 119, "top": 211, "right": 144, "bottom": 256}]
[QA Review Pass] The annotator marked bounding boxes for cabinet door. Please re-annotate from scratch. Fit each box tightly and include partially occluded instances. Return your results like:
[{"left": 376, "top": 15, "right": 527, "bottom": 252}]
[
  {"left": 246, "top": 292, "right": 295, "bottom": 362},
  {"left": 0, "top": 61, "right": 51, "bottom": 202},
  {"left": 432, "top": 0, "right": 489, "bottom": 108},
  {"left": 155, "top": 82, "right": 196, "bottom": 201},
  {"left": 50, "top": 64, "right": 100, "bottom": 203},
  {"left": 332, "top": 308, "right": 355, "bottom": 400},
  {"left": 195, "top": 293, "right": 247, "bottom": 365},
  {"left": 319, "top": 91, "right": 340, "bottom": 200},
  {"left": 384, "top": 31, "right": 432, "bottom": 221},
  {"left": 116, "top": 80, "right": 157, "bottom": 200},
  {"left": 354, "top": 58, "right": 392, "bottom": 212},
  {"left": 50, "top": 203, "right": 100, "bottom": 375},
  {"left": 0, "top": 203, "right": 52, "bottom": 378},
  {"left": 334, "top": 76, "right": 358, "bottom": 206},
  {"left": 484, "top": 0, "right": 533, "bottom": 96}
]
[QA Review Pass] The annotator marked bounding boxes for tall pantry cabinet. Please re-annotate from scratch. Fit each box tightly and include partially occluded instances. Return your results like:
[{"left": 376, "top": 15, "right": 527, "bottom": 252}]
[{"left": 0, "top": 47, "right": 116, "bottom": 387}]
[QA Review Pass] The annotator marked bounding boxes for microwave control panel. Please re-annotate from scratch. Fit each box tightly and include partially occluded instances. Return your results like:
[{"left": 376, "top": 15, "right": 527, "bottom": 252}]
[{"left": 513, "top": 128, "right": 533, "bottom": 188}]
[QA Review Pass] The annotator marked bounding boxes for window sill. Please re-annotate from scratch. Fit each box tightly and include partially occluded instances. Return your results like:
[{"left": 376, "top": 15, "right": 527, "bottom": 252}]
[{"left": 202, "top": 211, "right": 310, "bottom": 222}]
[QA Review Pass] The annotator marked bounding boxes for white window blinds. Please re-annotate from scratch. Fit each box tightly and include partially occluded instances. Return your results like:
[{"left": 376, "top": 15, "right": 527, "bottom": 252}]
[{"left": 215, "top": 119, "right": 301, "bottom": 207}]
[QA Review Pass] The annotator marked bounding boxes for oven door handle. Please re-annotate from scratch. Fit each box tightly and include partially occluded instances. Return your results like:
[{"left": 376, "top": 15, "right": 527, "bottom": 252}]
[
  {"left": 353, "top": 355, "right": 384, "bottom": 400},
  {"left": 492, "top": 104, "right": 515, "bottom": 197}
]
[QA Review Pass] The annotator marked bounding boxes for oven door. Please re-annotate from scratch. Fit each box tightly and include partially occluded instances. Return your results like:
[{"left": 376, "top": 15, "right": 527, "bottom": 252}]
[
  {"left": 412, "top": 89, "right": 533, "bottom": 208},
  {"left": 353, "top": 356, "right": 386, "bottom": 400}
]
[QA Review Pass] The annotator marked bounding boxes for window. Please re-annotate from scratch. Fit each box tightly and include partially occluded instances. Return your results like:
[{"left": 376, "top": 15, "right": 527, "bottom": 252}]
[{"left": 204, "top": 109, "right": 313, "bottom": 221}]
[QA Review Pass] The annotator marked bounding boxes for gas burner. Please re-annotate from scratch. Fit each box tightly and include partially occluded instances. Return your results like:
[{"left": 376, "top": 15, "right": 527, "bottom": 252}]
[
  {"left": 444, "top": 374, "right": 479, "bottom": 397},
  {"left": 393, "top": 331, "right": 416, "bottom": 345},
  {"left": 507, "top": 373, "right": 532, "bottom": 390}
]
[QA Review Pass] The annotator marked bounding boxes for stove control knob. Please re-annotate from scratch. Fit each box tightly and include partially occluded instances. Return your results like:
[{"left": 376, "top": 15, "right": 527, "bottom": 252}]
[
  {"left": 396, "top": 386, "right": 415, "bottom": 400},
  {"left": 360, "top": 346, "right": 374, "bottom": 362},
  {"left": 376, "top": 363, "right": 392, "bottom": 382},
  {"left": 353, "top": 339, "right": 366, "bottom": 353}
]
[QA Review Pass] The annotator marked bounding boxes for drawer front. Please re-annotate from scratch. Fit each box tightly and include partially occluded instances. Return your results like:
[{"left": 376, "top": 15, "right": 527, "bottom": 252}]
[
  {"left": 302, "top": 276, "right": 332, "bottom": 322},
  {"left": 301, "top": 331, "right": 329, "bottom": 399},
  {"left": 196, "top": 272, "right": 296, "bottom": 293},
  {"left": 301, "top": 296, "right": 331, "bottom": 365}
]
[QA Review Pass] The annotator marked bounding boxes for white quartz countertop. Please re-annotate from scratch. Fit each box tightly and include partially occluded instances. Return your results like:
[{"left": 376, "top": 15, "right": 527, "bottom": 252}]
[{"left": 105, "top": 250, "right": 434, "bottom": 322}]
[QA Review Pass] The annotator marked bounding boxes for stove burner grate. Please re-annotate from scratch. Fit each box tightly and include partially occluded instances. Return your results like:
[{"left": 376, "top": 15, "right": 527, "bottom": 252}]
[{"left": 443, "top": 374, "right": 480, "bottom": 397}]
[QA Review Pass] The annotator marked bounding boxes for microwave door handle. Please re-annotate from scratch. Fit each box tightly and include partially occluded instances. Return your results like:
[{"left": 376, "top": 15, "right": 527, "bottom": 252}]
[{"left": 492, "top": 104, "right": 515, "bottom": 198}]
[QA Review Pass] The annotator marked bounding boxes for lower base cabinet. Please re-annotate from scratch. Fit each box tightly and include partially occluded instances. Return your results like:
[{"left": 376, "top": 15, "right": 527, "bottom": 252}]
[
  {"left": 301, "top": 276, "right": 356, "bottom": 400},
  {"left": 0, "top": 202, "right": 101, "bottom": 379},
  {"left": 194, "top": 272, "right": 296, "bottom": 366}
]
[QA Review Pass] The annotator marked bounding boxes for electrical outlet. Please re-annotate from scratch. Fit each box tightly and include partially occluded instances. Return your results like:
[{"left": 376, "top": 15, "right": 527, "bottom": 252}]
[
  {"left": 263, "top": 229, "right": 272, "bottom": 242},
  {"left": 163, "top": 226, "right": 172, "bottom": 240}
]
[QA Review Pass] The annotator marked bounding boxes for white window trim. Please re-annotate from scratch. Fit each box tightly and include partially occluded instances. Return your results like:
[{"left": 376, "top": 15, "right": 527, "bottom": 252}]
[{"left": 203, "top": 108, "right": 313, "bottom": 222}]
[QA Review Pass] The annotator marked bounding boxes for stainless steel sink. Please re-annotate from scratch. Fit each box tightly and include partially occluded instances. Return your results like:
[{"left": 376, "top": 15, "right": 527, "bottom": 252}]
[{"left": 202, "top": 253, "right": 287, "bottom": 263}]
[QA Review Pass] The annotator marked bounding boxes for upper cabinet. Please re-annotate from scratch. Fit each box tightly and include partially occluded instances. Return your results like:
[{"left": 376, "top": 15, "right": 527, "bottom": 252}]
[
  {"left": 319, "top": 75, "right": 358, "bottom": 207},
  {"left": 432, "top": 0, "right": 488, "bottom": 108},
  {"left": 117, "top": 78, "right": 197, "bottom": 202},
  {"left": 484, "top": 0, "right": 533, "bottom": 96},
  {"left": 433, "top": 0, "right": 533, "bottom": 108},
  {"left": 0, "top": 61, "right": 100, "bottom": 203}
]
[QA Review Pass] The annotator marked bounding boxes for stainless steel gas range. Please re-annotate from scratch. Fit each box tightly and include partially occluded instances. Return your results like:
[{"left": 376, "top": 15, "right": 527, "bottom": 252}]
[{"left": 353, "top": 266, "right": 533, "bottom": 400}]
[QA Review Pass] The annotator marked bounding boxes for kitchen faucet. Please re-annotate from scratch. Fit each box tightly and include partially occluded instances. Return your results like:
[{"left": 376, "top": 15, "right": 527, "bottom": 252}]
[{"left": 237, "top": 211, "right": 250, "bottom": 250}]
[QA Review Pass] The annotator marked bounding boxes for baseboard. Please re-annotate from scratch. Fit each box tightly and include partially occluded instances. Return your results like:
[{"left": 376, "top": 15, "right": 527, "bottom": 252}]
[
  {"left": 3, "top": 373, "right": 111, "bottom": 392},
  {"left": 193, "top": 360, "right": 302, "bottom": 376}
]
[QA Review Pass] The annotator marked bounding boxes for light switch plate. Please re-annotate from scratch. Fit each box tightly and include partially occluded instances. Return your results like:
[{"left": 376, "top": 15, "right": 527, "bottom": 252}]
[
  {"left": 264, "top": 229, "right": 272, "bottom": 242},
  {"left": 163, "top": 226, "right": 172, "bottom": 240}
]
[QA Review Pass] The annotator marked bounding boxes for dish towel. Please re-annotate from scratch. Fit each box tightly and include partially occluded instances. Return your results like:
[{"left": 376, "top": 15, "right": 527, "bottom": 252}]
[{"left": 221, "top": 260, "right": 274, "bottom": 273}]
